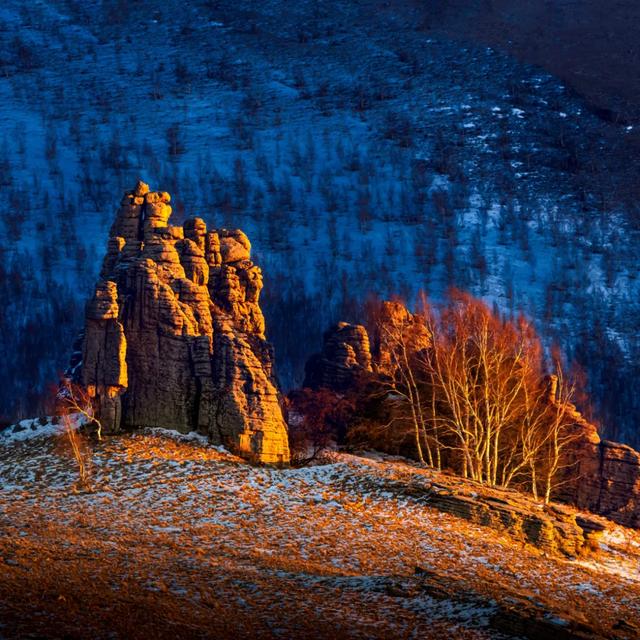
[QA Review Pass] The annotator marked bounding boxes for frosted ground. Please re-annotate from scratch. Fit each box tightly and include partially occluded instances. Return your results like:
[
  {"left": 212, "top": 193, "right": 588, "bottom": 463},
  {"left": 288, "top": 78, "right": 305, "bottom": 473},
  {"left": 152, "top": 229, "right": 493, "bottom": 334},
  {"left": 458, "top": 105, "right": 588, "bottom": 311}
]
[{"left": 0, "top": 424, "right": 639, "bottom": 638}]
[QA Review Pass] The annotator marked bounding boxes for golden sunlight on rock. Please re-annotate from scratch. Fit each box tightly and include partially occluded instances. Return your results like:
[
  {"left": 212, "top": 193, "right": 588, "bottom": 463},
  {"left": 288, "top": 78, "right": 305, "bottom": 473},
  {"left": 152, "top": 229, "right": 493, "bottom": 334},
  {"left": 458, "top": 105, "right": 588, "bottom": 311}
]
[{"left": 76, "top": 182, "right": 289, "bottom": 465}]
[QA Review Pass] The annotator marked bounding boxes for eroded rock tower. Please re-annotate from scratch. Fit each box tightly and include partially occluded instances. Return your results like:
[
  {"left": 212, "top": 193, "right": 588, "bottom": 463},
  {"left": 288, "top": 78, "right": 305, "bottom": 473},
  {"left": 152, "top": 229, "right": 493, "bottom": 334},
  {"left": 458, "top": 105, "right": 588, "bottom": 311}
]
[{"left": 75, "top": 181, "right": 290, "bottom": 464}]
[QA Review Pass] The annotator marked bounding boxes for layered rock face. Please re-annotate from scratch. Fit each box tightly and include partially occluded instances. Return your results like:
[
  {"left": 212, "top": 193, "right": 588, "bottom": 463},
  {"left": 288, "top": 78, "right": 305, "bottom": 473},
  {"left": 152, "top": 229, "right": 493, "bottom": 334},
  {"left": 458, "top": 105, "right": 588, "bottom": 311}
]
[
  {"left": 306, "top": 301, "right": 640, "bottom": 528},
  {"left": 544, "top": 380, "right": 640, "bottom": 528},
  {"left": 559, "top": 436, "right": 640, "bottom": 529},
  {"left": 76, "top": 181, "right": 289, "bottom": 464}
]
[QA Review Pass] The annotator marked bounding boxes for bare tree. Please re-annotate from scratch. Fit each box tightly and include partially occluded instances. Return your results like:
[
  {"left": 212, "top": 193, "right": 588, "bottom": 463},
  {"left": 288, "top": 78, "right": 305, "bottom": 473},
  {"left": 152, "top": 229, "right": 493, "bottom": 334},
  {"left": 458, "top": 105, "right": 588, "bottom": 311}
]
[
  {"left": 60, "top": 413, "right": 91, "bottom": 490},
  {"left": 362, "top": 291, "right": 591, "bottom": 500},
  {"left": 413, "top": 292, "right": 534, "bottom": 485},
  {"left": 57, "top": 379, "right": 97, "bottom": 490},
  {"left": 58, "top": 378, "right": 104, "bottom": 440},
  {"left": 287, "top": 388, "right": 354, "bottom": 466}
]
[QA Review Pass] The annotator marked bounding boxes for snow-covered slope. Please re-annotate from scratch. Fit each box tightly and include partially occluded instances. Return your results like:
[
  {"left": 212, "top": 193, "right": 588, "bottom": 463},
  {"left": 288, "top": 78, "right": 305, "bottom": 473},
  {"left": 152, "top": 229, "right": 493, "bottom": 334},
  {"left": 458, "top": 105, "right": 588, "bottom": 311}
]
[
  {"left": 0, "top": 429, "right": 639, "bottom": 638},
  {"left": 1, "top": 0, "right": 640, "bottom": 443}
]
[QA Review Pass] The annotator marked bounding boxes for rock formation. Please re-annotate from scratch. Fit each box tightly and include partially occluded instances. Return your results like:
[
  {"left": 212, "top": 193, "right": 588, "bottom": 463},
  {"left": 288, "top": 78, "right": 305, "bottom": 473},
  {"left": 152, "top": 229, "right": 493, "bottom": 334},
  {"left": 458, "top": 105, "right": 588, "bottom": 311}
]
[
  {"left": 305, "top": 301, "right": 640, "bottom": 528},
  {"left": 73, "top": 181, "right": 289, "bottom": 465},
  {"left": 393, "top": 471, "right": 607, "bottom": 557},
  {"left": 559, "top": 435, "right": 640, "bottom": 529},
  {"left": 545, "top": 377, "right": 640, "bottom": 528},
  {"left": 304, "top": 322, "right": 372, "bottom": 391},
  {"left": 369, "top": 300, "right": 431, "bottom": 376},
  {"left": 304, "top": 301, "right": 429, "bottom": 390}
]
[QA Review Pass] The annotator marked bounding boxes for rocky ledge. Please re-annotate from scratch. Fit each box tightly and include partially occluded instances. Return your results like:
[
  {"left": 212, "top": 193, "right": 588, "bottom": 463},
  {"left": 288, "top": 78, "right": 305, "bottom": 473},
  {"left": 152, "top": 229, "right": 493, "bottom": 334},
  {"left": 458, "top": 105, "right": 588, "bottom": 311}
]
[{"left": 70, "top": 181, "right": 289, "bottom": 465}]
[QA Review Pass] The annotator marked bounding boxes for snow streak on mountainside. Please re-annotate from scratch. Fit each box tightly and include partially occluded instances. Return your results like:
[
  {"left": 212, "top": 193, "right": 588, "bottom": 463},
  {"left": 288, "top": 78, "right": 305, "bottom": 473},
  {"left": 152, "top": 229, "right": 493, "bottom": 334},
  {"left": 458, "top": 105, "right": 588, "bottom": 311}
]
[{"left": 1, "top": 0, "right": 640, "bottom": 444}]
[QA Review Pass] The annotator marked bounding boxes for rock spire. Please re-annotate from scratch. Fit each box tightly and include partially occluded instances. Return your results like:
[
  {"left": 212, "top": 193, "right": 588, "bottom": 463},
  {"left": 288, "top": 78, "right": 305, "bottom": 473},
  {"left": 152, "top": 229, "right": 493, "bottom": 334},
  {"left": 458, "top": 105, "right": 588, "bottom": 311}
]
[{"left": 76, "top": 181, "right": 289, "bottom": 464}]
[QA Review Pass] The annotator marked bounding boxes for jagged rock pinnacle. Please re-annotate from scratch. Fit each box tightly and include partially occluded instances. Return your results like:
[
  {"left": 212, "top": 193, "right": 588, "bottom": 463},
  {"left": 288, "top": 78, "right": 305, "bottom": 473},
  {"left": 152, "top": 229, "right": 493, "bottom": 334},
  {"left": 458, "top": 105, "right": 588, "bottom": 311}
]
[{"left": 76, "top": 182, "right": 290, "bottom": 465}]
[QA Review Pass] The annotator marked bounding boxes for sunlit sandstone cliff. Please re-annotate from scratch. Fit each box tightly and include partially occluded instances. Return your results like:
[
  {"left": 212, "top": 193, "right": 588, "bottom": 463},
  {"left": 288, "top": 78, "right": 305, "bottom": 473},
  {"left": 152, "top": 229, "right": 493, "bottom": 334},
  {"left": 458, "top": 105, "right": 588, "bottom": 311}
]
[{"left": 75, "top": 181, "right": 289, "bottom": 464}]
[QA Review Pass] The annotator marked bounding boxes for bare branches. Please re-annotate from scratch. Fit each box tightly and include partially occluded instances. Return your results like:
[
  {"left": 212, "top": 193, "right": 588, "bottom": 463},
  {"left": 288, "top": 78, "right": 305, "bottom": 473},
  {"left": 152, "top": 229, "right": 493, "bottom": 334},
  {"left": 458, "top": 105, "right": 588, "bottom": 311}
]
[
  {"left": 56, "top": 378, "right": 99, "bottom": 491},
  {"left": 58, "top": 378, "right": 103, "bottom": 441},
  {"left": 287, "top": 388, "right": 354, "bottom": 466},
  {"left": 361, "top": 293, "right": 590, "bottom": 502},
  {"left": 60, "top": 413, "right": 92, "bottom": 490}
]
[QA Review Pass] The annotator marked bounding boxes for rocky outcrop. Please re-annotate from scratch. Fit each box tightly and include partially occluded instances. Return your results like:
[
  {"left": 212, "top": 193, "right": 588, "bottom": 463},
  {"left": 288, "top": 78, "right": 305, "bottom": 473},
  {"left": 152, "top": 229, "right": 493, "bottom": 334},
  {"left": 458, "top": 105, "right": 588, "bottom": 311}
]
[
  {"left": 369, "top": 300, "right": 431, "bottom": 376},
  {"left": 304, "top": 322, "right": 372, "bottom": 391},
  {"left": 304, "top": 301, "right": 429, "bottom": 391},
  {"left": 540, "top": 384, "right": 640, "bottom": 528},
  {"left": 387, "top": 472, "right": 607, "bottom": 557},
  {"left": 559, "top": 437, "right": 640, "bottom": 529},
  {"left": 73, "top": 181, "right": 289, "bottom": 465}
]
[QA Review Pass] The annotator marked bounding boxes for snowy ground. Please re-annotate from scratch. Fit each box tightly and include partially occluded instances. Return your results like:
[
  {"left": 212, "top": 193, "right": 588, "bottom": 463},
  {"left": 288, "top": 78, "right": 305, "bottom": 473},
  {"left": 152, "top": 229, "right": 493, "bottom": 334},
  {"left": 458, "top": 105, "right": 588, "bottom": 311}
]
[{"left": 0, "top": 425, "right": 638, "bottom": 639}]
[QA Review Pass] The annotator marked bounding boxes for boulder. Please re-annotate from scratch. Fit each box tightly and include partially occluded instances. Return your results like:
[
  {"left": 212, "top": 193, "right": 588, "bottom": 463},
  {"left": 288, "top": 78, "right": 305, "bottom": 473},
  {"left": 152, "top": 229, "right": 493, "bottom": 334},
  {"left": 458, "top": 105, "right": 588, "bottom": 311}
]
[
  {"left": 219, "top": 229, "right": 251, "bottom": 263},
  {"left": 133, "top": 179, "right": 150, "bottom": 197}
]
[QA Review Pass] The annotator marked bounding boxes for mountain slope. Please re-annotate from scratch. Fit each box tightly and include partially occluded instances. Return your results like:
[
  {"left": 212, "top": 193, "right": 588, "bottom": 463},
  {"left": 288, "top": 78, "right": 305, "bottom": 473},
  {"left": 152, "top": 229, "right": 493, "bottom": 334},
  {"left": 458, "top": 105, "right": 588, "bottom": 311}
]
[{"left": 1, "top": 0, "right": 640, "bottom": 444}]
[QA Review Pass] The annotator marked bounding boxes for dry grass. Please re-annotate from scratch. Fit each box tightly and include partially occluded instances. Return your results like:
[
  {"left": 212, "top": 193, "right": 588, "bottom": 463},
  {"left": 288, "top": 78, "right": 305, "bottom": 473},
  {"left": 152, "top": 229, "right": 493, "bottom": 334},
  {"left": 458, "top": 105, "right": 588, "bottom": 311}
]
[{"left": 0, "top": 431, "right": 639, "bottom": 639}]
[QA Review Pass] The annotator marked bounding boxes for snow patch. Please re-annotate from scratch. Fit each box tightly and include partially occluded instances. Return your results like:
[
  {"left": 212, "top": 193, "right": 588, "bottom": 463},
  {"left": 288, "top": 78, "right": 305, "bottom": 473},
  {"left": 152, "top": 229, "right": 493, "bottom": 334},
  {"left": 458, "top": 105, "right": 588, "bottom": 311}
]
[{"left": 0, "top": 415, "right": 83, "bottom": 444}]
